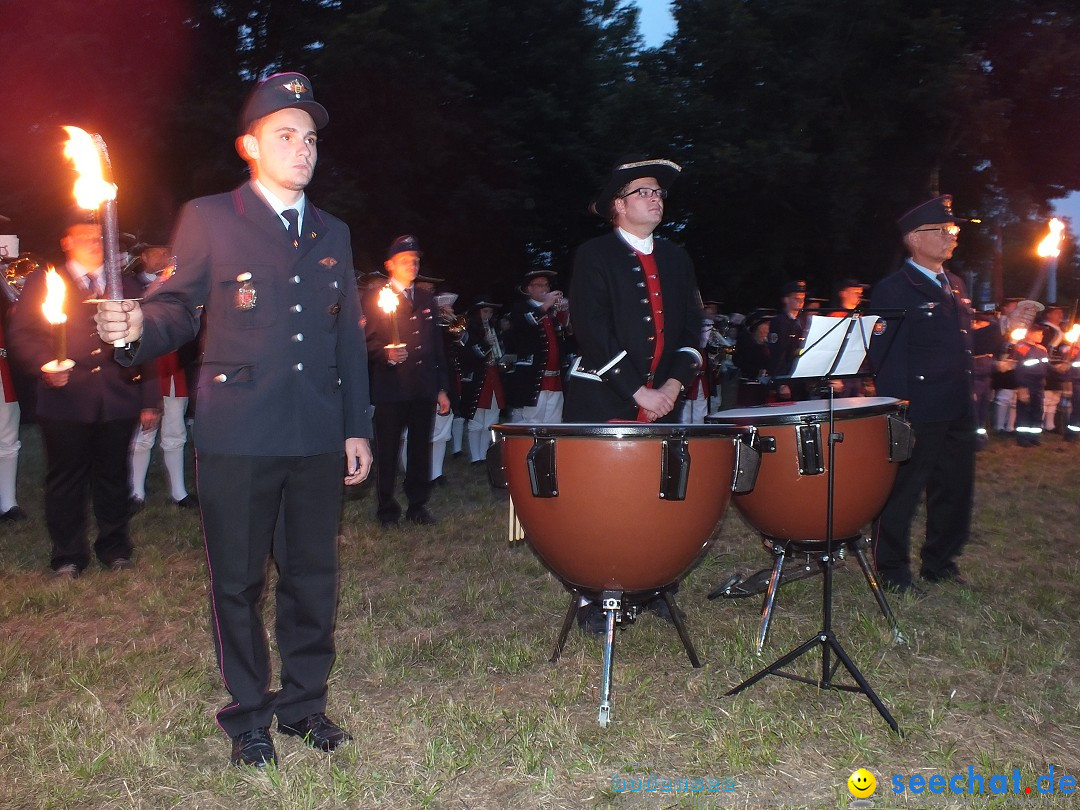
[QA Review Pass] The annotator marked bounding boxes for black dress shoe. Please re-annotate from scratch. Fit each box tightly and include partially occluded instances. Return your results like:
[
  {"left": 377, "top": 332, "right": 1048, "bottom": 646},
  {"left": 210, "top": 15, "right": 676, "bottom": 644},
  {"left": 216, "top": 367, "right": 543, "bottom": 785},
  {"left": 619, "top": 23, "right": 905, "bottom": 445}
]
[
  {"left": 278, "top": 712, "right": 352, "bottom": 752},
  {"left": 921, "top": 566, "right": 968, "bottom": 586},
  {"left": 173, "top": 494, "right": 199, "bottom": 509},
  {"left": 231, "top": 727, "right": 277, "bottom": 768},
  {"left": 128, "top": 497, "right": 145, "bottom": 517},
  {"left": 406, "top": 507, "right": 438, "bottom": 525},
  {"left": 0, "top": 505, "right": 27, "bottom": 522},
  {"left": 882, "top": 578, "right": 926, "bottom": 597}
]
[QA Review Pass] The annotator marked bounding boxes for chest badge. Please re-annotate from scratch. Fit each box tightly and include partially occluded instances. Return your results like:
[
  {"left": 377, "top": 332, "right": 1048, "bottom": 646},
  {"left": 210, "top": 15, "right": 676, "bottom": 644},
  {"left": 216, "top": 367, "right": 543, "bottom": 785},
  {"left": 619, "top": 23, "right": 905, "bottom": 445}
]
[{"left": 235, "top": 272, "right": 257, "bottom": 310}]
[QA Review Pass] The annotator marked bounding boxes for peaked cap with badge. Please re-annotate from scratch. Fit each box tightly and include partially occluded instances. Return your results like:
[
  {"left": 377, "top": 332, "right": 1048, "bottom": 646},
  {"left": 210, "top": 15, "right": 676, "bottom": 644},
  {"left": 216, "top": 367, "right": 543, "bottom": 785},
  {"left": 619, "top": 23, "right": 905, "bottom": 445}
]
[
  {"left": 896, "top": 194, "right": 970, "bottom": 235},
  {"left": 239, "top": 72, "right": 329, "bottom": 134}
]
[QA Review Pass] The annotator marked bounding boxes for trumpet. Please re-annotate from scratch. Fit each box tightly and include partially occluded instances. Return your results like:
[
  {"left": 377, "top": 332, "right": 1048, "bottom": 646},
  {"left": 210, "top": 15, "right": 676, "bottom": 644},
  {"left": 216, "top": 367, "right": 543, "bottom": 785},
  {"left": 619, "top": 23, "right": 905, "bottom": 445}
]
[{"left": 441, "top": 313, "right": 468, "bottom": 335}]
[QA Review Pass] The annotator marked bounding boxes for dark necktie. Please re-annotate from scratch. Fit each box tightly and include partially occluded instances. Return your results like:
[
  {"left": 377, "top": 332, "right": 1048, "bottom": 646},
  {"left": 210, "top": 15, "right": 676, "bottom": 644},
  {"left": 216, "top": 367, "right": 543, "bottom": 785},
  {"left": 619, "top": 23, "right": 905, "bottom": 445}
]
[
  {"left": 936, "top": 273, "right": 951, "bottom": 298},
  {"left": 283, "top": 208, "right": 300, "bottom": 248}
]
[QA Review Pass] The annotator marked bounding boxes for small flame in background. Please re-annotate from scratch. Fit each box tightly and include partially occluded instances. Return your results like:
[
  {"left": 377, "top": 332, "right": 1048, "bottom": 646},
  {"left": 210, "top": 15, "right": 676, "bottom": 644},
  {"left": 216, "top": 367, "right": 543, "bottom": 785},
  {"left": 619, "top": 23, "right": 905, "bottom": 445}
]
[
  {"left": 1037, "top": 218, "right": 1065, "bottom": 259},
  {"left": 1010, "top": 327, "right": 1028, "bottom": 342},
  {"left": 378, "top": 286, "right": 400, "bottom": 315},
  {"left": 42, "top": 267, "right": 67, "bottom": 325},
  {"left": 1066, "top": 323, "right": 1080, "bottom": 344},
  {"left": 62, "top": 126, "right": 116, "bottom": 209}
]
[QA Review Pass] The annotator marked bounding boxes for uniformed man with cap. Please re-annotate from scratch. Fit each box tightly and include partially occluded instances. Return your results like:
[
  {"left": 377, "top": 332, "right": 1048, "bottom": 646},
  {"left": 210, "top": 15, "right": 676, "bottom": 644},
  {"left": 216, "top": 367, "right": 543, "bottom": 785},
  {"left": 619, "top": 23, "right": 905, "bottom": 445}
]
[
  {"left": 868, "top": 194, "right": 976, "bottom": 594},
  {"left": 9, "top": 212, "right": 159, "bottom": 574},
  {"left": 363, "top": 235, "right": 451, "bottom": 526},
  {"left": 565, "top": 157, "right": 703, "bottom": 423},
  {"left": 768, "top": 280, "right": 812, "bottom": 401},
  {"left": 734, "top": 309, "right": 775, "bottom": 406},
  {"left": 504, "top": 269, "right": 571, "bottom": 424},
  {"left": 95, "top": 71, "right": 373, "bottom": 769}
]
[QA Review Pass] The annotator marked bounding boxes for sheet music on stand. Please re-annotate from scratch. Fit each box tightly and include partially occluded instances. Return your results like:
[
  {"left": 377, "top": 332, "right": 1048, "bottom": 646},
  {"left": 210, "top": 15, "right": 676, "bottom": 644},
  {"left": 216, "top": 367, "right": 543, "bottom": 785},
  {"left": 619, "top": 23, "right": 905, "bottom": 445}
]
[{"left": 786, "top": 313, "right": 879, "bottom": 379}]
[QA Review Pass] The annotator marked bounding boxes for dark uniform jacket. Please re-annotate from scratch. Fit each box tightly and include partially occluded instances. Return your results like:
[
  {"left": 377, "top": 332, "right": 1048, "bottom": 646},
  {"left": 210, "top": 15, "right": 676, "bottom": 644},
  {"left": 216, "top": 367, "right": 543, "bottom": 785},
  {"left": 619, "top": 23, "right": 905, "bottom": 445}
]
[
  {"left": 767, "top": 311, "right": 808, "bottom": 379},
  {"left": 362, "top": 283, "right": 448, "bottom": 404},
  {"left": 565, "top": 231, "right": 702, "bottom": 422},
  {"left": 119, "top": 182, "right": 372, "bottom": 454},
  {"left": 503, "top": 298, "right": 570, "bottom": 409},
  {"left": 9, "top": 266, "right": 157, "bottom": 421},
  {"left": 456, "top": 316, "right": 502, "bottom": 420},
  {"left": 869, "top": 260, "right": 974, "bottom": 422}
]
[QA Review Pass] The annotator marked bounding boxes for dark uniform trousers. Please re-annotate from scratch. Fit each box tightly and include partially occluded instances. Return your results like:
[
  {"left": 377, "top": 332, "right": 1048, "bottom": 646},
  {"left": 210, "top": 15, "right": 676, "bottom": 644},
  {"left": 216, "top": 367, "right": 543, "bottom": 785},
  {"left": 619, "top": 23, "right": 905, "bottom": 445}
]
[
  {"left": 40, "top": 416, "right": 137, "bottom": 569},
  {"left": 7, "top": 267, "right": 153, "bottom": 572},
  {"left": 198, "top": 451, "right": 344, "bottom": 737},
  {"left": 374, "top": 399, "right": 435, "bottom": 521},
  {"left": 872, "top": 416, "right": 975, "bottom": 583}
]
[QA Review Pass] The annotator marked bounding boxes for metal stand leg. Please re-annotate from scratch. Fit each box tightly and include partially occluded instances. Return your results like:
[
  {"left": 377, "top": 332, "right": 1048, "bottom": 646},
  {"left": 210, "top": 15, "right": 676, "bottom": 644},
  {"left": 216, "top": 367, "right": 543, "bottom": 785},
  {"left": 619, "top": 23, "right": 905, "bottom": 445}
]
[
  {"left": 661, "top": 590, "right": 701, "bottom": 668},
  {"left": 756, "top": 544, "right": 787, "bottom": 655},
  {"left": 849, "top": 536, "right": 906, "bottom": 645},
  {"left": 597, "top": 590, "right": 621, "bottom": 727},
  {"left": 550, "top": 593, "right": 579, "bottom": 663}
]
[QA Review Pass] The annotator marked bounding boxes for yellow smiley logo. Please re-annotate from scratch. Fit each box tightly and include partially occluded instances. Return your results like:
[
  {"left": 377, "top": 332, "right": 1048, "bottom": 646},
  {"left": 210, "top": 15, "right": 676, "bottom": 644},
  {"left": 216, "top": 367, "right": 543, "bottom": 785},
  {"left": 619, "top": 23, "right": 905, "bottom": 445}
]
[{"left": 848, "top": 768, "right": 877, "bottom": 799}]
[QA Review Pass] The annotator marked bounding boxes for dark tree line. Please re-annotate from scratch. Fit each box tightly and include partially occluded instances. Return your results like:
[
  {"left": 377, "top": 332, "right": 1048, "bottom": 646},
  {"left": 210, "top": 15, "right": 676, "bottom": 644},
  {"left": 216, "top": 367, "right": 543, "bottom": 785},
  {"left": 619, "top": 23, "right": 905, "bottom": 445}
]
[{"left": 2, "top": 0, "right": 1079, "bottom": 309}]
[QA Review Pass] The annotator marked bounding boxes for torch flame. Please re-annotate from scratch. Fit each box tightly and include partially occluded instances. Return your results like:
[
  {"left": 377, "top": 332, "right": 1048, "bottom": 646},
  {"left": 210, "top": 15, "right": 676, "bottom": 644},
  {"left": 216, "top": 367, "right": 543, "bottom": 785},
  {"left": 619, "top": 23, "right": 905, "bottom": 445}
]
[
  {"left": 1010, "top": 327, "right": 1028, "bottom": 342},
  {"left": 1037, "top": 218, "right": 1065, "bottom": 259},
  {"left": 42, "top": 267, "right": 67, "bottom": 326},
  {"left": 378, "top": 286, "right": 400, "bottom": 315},
  {"left": 62, "top": 126, "right": 117, "bottom": 209},
  {"left": 1066, "top": 324, "right": 1080, "bottom": 344}
]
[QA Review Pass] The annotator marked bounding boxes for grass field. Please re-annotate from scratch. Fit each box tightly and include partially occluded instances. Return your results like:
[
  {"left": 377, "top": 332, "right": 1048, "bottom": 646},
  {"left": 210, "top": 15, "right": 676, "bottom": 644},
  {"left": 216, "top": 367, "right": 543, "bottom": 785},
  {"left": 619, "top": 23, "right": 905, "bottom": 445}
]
[{"left": 0, "top": 424, "right": 1077, "bottom": 809}]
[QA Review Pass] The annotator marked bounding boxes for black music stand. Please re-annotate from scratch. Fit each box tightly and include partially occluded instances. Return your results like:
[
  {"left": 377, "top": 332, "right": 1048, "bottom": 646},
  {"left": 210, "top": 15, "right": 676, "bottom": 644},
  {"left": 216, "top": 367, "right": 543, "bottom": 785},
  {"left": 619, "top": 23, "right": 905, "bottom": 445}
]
[{"left": 725, "top": 310, "right": 903, "bottom": 735}]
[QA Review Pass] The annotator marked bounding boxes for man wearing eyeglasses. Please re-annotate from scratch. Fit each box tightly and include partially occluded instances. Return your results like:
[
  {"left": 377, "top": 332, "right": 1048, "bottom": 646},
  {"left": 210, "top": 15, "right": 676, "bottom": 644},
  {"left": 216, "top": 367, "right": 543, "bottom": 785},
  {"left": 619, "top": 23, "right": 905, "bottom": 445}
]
[
  {"left": 566, "top": 157, "right": 704, "bottom": 424},
  {"left": 868, "top": 194, "right": 976, "bottom": 595}
]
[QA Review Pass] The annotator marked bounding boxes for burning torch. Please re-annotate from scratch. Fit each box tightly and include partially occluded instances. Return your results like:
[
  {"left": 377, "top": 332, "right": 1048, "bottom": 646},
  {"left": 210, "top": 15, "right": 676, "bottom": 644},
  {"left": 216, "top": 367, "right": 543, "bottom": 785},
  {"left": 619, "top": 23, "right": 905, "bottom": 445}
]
[
  {"left": 41, "top": 266, "right": 74, "bottom": 374},
  {"left": 1029, "top": 218, "right": 1066, "bottom": 303},
  {"left": 62, "top": 126, "right": 133, "bottom": 346},
  {"left": 377, "top": 285, "right": 405, "bottom": 348}
]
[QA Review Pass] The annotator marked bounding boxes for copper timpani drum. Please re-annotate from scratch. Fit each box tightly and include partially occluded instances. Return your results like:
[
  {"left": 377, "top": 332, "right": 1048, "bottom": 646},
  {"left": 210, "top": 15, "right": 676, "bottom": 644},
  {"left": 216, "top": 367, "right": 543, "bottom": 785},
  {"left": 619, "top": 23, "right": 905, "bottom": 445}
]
[
  {"left": 708, "top": 397, "right": 912, "bottom": 542},
  {"left": 492, "top": 422, "right": 756, "bottom": 593},
  {"left": 489, "top": 422, "right": 758, "bottom": 726}
]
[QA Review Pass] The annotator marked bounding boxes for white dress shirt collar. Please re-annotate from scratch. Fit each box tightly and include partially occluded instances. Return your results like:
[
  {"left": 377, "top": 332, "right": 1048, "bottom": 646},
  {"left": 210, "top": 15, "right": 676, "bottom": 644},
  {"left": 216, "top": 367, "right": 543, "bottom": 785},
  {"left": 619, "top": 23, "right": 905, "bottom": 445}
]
[
  {"left": 617, "top": 227, "right": 654, "bottom": 255},
  {"left": 254, "top": 179, "right": 306, "bottom": 228}
]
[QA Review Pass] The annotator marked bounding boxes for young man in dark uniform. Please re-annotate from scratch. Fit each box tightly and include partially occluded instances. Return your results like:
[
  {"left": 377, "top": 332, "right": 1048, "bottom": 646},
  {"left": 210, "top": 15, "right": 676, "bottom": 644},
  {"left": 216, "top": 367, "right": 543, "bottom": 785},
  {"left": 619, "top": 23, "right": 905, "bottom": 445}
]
[
  {"left": 869, "top": 194, "right": 975, "bottom": 594},
  {"left": 95, "top": 72, "right": 373, "bottom": 769},
  {"left": 768, "top": 280, "right": 811, "bottom": 401}
]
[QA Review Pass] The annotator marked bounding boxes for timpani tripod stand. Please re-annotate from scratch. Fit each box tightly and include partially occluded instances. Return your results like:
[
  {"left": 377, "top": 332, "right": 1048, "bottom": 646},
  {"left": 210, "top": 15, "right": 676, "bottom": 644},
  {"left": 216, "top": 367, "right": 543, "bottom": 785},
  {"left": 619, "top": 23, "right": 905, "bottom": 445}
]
[{"left": 723, "top": 311, "right": 903, "bottom": 734}]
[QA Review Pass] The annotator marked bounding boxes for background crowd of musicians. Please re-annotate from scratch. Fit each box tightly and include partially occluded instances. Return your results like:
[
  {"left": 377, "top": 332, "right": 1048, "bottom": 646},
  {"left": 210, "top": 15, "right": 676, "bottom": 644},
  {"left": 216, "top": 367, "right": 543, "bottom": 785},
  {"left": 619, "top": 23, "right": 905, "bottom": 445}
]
[{"left": 3, "top": 205, "right": 1078, "bottom": 545}]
